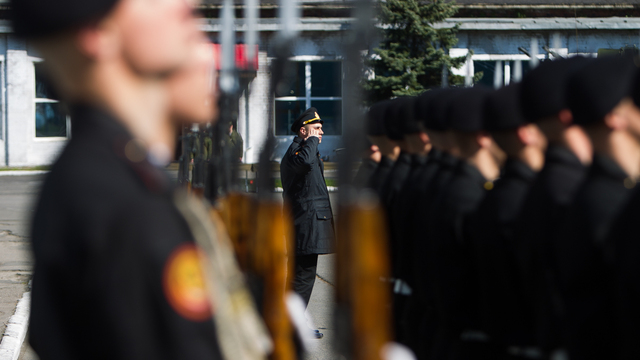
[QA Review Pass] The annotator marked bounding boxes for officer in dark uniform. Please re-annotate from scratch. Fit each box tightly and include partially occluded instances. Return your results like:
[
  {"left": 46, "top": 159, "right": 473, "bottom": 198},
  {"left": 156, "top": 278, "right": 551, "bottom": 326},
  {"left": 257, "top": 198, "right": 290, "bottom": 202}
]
[
  {"left": 554, "top": 55, "right": 640, "bottom": 360},
  {"left": 280, "top": 107, "right": 334, "bottom": 339},
  {"left": 427, "top": 87, "right": 505, "bottom": 360},
  {"left": 470, "top": 83, "right": 547, "bottom": 359},
  {"left": 609, "top": 67, "right": 640, "bottom": 360},
  {"left": 14, "top": 0, "right": 225, "bottom": 359},
  {"left": 366, "top": 100, "right": 400, "bottom": 196},
  {"left": 514, "top": 57, "right": 593, "bottom": 357}
]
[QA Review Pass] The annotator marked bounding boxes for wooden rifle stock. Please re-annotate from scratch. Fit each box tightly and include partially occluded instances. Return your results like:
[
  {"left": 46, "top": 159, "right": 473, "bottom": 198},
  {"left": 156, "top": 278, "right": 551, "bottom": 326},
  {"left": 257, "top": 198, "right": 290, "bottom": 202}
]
[{"left": 337, "top": 197, "right": 393, "bottom": 360}]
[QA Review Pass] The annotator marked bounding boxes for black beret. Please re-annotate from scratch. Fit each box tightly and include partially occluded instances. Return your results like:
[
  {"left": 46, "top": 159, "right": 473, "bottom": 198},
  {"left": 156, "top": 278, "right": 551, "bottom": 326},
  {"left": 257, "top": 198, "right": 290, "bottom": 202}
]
[
  {"left": 383, "top": 99, "right": 406, "bottom": 141},
  {"left": 484, "top": 83, "right": 527, "bottom": 131},
  {"left": 520, "top": 56, "right": 591, "bottom": 122},
  {"left": 366, "top": 101, "right": 388, "bottom": 136},
  {"left": 291, "top": 107, "right": 323, "bottom": 133},
  {"left": 11, "top": 0, "right": 120, "bottom": 39},
  {"left": 425, "top": 88, "right": 464, "bottom": 131},
  {"left": 413, "top": 89, "right": 440, "bottom": 130},
  {"left": 447, "top": 87, "right": 493, "bottom": 133},
  {"left": 567, "top": 55, "right": 638, "bottom": 126}
]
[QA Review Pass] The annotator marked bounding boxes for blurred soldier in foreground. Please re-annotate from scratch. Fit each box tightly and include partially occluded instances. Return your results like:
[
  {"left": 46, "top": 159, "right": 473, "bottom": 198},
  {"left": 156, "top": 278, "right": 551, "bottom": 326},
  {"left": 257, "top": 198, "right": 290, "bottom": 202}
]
[
  {"left": 428, "top": 87, "right": 505, "bottom": 360},
  {"left": 514, "top": 57, "right": 593, "bottom": 357},
  {"left": 554, "top": 55, "right": 640, "bottom": 360},
  {"left": 352, "top": 139, "right": 381, "bottom": 188},
  {"left": 280, "top": 107, "right": 335, "bottom": 339},
  {"left": 13, "top": 0, "right": 227, "bottom": 359},
  {"left": 470, "top": 83, "right": 547, "bottom": 358}
]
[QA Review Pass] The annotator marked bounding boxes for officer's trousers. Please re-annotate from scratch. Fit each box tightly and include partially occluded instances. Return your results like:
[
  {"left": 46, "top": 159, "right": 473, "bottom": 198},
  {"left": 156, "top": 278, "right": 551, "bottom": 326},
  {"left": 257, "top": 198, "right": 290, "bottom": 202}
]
[{"left": 293, "top": 254, "right": 319, "bottom": 308}]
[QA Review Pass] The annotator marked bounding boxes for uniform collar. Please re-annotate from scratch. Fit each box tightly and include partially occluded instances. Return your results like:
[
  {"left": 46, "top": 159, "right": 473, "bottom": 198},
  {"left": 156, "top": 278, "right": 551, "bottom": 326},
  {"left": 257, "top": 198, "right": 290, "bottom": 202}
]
[
  {"left": 545, "top": 144, "right": 585, "bottom": 170},
  {"left": 293, "top": 136, "right": 303, "bottom": 143},
  {"left": 590, "top": 153, "right": 633, "bottom": 187},
  {"left": 502, "top": 158, "right": 537, "bottom": 183},
  {"left": 70, "top": 103, "right": 171, "bottom": 194},
  {"left": 456, "top": 160, "right": 488, "bottom": 187},
  {"left": 412, "top": 153, "right": 428, "bottom": 167}
]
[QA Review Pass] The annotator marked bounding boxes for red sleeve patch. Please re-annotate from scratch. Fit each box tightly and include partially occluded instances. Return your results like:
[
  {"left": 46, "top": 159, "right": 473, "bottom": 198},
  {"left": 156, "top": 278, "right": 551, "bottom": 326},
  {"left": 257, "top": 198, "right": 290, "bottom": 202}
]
[{"left": 163, "top": 243, "right": 213, "bottom": 321}]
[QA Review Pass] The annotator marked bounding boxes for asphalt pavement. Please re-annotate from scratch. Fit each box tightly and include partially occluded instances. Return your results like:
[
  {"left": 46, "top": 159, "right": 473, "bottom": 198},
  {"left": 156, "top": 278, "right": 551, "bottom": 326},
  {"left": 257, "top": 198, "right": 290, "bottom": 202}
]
[{"left": 0, "top": 173, "right": 336, "bottom": 360}]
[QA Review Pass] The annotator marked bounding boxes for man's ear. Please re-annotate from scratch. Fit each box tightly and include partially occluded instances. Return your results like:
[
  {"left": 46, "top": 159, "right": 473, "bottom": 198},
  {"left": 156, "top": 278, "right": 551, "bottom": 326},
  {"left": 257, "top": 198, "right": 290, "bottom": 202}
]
[
  {"left": 557, "top": 109, "right": 573, "bottom": 126},
  {"left": 476, "top": 131, "right": 493, "bottom": 149},
  {"left": 75, "top": 21, "right": 118, "bottom": 61},
  {"left": 517, "top": 124, "right": 534, "bottom": 145},
  {"left": 419, "top": 131, "right": 430, "bottom": 144}
]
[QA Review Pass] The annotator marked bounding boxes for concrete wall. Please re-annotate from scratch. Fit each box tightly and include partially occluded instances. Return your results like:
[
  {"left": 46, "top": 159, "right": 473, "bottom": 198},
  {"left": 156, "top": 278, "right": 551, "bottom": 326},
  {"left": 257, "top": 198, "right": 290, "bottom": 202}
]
[{"left": 3, "top": 37, "right": 66, "bottom": 167}]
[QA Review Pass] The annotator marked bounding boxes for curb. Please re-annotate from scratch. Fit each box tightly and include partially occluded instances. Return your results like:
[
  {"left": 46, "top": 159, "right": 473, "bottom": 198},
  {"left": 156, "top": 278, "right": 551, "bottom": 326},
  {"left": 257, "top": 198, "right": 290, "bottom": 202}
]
[
  {"left": 0, "top": 291, "right": 31, "bottom": 360},
  {"left": 0, "top": 171, "right": 48, "bottom": 177}
]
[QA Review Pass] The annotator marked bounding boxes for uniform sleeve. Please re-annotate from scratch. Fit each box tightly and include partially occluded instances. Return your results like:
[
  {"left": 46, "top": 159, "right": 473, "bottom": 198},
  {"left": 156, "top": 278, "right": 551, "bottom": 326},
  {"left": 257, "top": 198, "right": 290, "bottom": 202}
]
[{"left": 287, "top": 137, "right": 319, "bottom": 174}]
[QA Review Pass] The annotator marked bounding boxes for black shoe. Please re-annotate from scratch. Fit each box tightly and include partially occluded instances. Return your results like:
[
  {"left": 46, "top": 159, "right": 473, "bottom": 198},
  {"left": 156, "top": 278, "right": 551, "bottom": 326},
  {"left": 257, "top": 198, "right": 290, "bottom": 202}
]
[{"left": 313, "top": 331, "right": 324, "bottom": 339}]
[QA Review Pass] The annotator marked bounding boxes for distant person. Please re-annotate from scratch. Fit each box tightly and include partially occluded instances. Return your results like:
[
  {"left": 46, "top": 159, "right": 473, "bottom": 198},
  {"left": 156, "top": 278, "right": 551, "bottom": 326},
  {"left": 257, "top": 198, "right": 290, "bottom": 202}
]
[
  {"left": 226, "top": 122, "right": 244, "bottom": 162},
  {"left": 280, "top": 107, "right": 335, "bottom": 340}
]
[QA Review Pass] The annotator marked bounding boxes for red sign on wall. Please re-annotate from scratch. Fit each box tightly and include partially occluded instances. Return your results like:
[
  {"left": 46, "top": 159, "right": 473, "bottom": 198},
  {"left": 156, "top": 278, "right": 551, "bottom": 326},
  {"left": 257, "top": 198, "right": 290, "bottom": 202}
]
[{"left": 212, "top": 44, "right": 260, "bottom": 71}]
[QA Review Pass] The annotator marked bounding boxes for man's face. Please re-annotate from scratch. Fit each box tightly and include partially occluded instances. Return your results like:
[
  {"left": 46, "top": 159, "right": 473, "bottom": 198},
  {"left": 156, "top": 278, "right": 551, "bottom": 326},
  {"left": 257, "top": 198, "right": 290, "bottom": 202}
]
[
  {"left": 111, "top": 0, "right": 201, "bottom": 76},
  {"left": 302, "top": 123, "right": 324, "bottom": 143}
]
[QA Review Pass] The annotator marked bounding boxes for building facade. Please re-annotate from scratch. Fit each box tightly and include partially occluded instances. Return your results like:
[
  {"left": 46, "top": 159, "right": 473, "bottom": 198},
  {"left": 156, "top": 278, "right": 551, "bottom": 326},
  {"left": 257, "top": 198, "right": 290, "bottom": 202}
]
[{"left": 2, "top": 0, "right": 640, "bottom": 166}]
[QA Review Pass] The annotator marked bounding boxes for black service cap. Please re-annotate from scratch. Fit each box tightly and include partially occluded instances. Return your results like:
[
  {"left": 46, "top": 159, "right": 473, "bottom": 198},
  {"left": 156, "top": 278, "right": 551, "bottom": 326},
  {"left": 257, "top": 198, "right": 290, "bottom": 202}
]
[
  {"left": 291, "top": 107, "right": 323, "bottom": 133},
  {"left": 413, "top": 89, "right": 440, "bottom": 130},
  {"left": 447, "top": 87, "right": 493, "bottom": 133},
  {"left": 384, "top": 99, "right": 406, "bottom": 141},
  {"left": 366, "top": 101, "right": 389, "bottom": 136},
  {"left": 567, "top": 55, "right": 638, "bottom": 126},
  {"left": 425, "top": 88, "right": 463, "bottom": 131},
  {"left": 484, "top": 83, "right": 527, "bottom": 131},
  {"left": 11, "top": 0, "right": 120, "bottom": 39},
  {"left": 392, "top": 97, "right": 421, "bottom": 135},
  {"left": 520, "top": 56, "right": 591, "bottom": 122}
]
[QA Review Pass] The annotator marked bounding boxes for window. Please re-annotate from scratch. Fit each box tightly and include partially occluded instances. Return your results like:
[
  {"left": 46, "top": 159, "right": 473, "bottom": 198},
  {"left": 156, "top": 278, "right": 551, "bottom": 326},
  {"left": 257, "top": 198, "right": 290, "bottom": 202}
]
[
  {"left": 275, "top": 61, "right": 342, "bottom": 136},
  {"left": 35, "top": 63, "right": 69, "bottom": 138},
  {"left": 474, "top": 60, "right": 532, "bottom": 88}
]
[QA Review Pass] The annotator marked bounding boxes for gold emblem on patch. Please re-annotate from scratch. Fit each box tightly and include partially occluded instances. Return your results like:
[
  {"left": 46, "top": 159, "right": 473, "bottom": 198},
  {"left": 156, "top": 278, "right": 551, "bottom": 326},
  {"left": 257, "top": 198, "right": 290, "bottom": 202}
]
[{"left": 163, "top": 243, "right": 212, "bottom": 321}]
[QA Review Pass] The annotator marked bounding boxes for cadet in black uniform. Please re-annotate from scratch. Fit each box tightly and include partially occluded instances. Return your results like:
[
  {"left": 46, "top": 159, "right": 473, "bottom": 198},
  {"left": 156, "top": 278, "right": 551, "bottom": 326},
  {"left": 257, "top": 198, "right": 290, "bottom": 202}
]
[
  {"left": 608, "top": 67, "right": 640, "bottom": 360},
  {"left": 554, "top": 55, "right": 640, "bottom": 360},
  {"left": 427, "top": 87, "right": 505, "bottom": 360},
  {"left": 280, "top": 108, "right": 334, "bottom": 336},
  {"left": 514, "top": 57, "right": 593, "bottom": 357},
  {"left": 470, "top": 83, "right": 547, "bottom": 359},
  {"left": 366, "top": 101, "right": 400, "bottom": 196},
  {"left": 14, "top": 0, "right": 225, "bottom": 358},
  {"left": 379, "top": 99, "right": 413, "bottom": 209}
]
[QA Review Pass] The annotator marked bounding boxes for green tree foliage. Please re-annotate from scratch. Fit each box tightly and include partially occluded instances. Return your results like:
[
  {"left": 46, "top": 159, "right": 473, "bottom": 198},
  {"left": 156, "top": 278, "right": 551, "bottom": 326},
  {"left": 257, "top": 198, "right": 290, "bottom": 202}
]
[{"left": 363, "top": 0, "right": 475, "bottom": 103}]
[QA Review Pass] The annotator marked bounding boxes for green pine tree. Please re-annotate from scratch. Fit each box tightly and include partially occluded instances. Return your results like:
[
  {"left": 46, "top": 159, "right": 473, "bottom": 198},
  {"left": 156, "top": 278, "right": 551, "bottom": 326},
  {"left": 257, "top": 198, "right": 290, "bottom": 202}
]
[{"left": 363, "top": 0, "right": 480, "bottom": 103}]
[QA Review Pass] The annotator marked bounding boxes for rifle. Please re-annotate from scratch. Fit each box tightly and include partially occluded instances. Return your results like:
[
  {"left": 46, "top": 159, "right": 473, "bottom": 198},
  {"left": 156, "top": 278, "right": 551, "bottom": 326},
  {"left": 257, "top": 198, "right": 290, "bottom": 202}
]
[
  {"left": 210, "top": 0, "right": 298, "bottom": 358},
  {"left": 335, "top": 1, "right": 394, "bottom": 359}
]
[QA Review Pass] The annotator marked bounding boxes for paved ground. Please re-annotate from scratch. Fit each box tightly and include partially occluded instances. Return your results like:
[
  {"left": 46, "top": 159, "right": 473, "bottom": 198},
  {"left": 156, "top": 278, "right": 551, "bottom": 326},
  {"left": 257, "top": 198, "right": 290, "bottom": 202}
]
[{"left": 0, "top": 173, "right": 336, "bottom": 360}]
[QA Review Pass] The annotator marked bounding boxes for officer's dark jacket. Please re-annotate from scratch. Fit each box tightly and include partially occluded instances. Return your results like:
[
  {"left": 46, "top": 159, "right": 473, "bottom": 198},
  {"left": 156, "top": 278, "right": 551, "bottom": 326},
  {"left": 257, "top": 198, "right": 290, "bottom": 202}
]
[
  {"left": 554, "top": 154, "right": 632, "bottom": 360},
  {"left": 470, "top": 159, "right": 537, "bottom": 346},
  {"left": 280, "top": 136, "right": 334, "bottom": 255},
  {"left": 29, "top": 105, "right": 223, "bottom": 360},
  {"left": 514, "top": 144, "right": 587, "bottom": 351}
]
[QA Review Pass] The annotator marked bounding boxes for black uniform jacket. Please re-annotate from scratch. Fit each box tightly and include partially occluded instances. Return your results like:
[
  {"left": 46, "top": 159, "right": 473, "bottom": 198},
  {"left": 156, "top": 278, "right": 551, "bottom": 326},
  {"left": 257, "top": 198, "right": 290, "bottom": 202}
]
[
  {"left": 29, "top": 104, "right": 223, "bottom": 360},
  {"left": 470, "top": 159, "right": 537, "bottom": 346},
  {"left": 280, "top": 136, "right": 334, "bottom": 255},
  {"left": 353, "top": 158, "right": 379, "bottom": 189},
  {"left": 610, "top": 183, "right": 640, "bottom": 359},
  {"left": 368, "top": 155, "right": 394, "bottom": 199},
  {"left": 380, "top": 151, "right": 412, "bottom": 209},
  {"left": 554, "top": 154, "right": 632, "bottom": 360},
  {"left": 428, "top": 161, "right": 489, "bottom": 335},
  {"left": 514, "top": 144, "right": 587, "bottom": 351}
]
